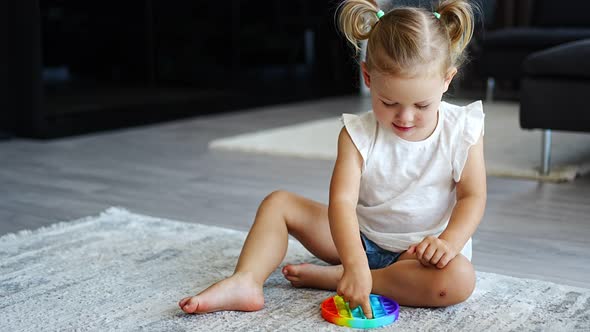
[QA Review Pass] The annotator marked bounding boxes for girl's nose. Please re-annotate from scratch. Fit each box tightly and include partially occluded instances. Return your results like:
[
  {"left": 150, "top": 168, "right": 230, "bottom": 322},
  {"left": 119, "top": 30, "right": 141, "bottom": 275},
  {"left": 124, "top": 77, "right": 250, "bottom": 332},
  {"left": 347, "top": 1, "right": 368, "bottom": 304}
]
[{"left": 395, "top": 107, "right": 413, "bottom": 123}]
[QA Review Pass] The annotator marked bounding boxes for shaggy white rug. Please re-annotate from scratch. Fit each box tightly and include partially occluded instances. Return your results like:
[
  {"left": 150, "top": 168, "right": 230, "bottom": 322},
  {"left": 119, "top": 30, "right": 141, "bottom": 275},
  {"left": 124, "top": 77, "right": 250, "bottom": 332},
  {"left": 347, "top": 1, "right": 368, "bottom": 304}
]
[
  {"left": 1, "top": 208, "right": 590, "bottom": 331},
  {"left": 209, "top": 99, "right": 590, "bottom": 182}
]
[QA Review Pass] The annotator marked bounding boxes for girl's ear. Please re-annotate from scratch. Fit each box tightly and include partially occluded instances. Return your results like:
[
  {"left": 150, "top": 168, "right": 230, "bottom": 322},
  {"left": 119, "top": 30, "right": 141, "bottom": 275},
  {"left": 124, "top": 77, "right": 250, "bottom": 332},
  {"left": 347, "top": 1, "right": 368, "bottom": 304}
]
[
  {"left": 361, "top": 62, "right": 371, "bottom": 88},
  {"left": 443, "top": 67, "right": 458, "bottom": 93}
]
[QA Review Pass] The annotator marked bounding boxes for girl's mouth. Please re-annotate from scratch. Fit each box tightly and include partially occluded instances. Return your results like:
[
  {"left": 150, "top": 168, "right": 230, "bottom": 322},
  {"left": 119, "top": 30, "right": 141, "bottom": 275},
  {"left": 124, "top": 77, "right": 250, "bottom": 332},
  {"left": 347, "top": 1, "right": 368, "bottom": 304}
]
[{"left": 392, "top": 123, "right": 414, "bottom": 132}]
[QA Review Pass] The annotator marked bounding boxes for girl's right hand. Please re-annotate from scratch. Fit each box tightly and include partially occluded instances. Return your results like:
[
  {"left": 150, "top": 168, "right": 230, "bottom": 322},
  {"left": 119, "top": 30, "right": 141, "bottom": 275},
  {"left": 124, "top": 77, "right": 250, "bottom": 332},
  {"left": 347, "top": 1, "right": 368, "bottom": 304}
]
[{"left": 336, "top": 265, "right": 373, "bottom": 319}]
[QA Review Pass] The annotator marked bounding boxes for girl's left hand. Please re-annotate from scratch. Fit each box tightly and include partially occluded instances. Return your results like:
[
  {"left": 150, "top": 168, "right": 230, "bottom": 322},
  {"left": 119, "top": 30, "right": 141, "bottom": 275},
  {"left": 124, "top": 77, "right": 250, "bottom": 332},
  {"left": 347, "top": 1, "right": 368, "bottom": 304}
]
[{"left": 407, "top": 236, "right": 458, "bottom": 269}]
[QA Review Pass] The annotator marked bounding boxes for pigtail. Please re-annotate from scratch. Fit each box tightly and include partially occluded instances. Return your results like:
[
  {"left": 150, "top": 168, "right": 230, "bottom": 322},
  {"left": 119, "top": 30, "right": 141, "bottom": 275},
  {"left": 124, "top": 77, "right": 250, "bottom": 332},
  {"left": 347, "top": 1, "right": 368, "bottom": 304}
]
[
  {"left": 435, "top": 0, "right": 476, "bottom": 68},
  {"left": 337, "top": 0, "right": 381, "bottom": 54}
]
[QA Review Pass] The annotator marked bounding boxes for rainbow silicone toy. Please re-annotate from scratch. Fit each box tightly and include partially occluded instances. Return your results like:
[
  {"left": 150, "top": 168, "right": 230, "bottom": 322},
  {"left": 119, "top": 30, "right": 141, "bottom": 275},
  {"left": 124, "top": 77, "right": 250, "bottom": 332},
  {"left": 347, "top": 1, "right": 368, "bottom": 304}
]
[{"left": 321, "top": 294, "right": 399, "bottom": 329}]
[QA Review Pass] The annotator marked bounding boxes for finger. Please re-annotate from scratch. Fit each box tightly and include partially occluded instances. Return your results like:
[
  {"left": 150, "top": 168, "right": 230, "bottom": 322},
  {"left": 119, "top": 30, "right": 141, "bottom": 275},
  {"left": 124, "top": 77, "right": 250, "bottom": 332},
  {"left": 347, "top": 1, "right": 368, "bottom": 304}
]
[
  {"left": 419, "top": 257, "right": 432, "bottom": 268},
  {"left": 437, "top": 253, "right": 452, "bottom": 269},
  {"left": 430, "top": 249, "right": 445, "bottom": 265},
  {"left": 416, "top": 256, "right": 429, "bottom": 267},
  {"left": 361, "top": 300, "right": 373, "bottom": 319},
  {"left": 415, "top": 242, "right": 430, "bottom": 260},
  {"left": 407, "top": 245, "right": 416, "bottom": 254},
  {"left": 423, "top": 245, "right": 436, "bottom": 262}
]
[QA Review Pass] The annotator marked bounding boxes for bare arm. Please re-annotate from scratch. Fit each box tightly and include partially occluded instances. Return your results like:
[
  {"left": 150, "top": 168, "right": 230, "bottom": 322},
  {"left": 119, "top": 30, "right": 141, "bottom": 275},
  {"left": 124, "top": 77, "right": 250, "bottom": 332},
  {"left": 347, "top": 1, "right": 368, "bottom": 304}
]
[
  {"left": 408, "top": 134, "right": 487, "bottom": 268},
  {"left": 329, "top": 127, "right": 373, "bottom": 318},
  {"left": 329, "top": 127, "right": 365, "bottom": 266},
  {"left": 439, "top": 134, "right": 487, "bottom": 252}
]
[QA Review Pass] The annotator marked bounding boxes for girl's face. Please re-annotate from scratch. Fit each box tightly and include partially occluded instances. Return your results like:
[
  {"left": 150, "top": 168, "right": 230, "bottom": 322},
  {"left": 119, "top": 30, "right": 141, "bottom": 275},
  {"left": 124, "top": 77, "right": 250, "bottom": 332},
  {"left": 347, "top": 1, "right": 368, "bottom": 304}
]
[{"left": 362, "top": 63, "right": 456, "bottom": 142}]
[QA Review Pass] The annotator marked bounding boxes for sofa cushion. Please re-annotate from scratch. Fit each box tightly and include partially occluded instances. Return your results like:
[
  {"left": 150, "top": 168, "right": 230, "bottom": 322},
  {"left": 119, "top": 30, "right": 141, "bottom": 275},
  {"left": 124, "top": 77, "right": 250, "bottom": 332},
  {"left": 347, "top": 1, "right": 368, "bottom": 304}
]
[
  {"left": 520, "top": 78, "right": 590, "bottom": 132},
  {"left": 523, "top": 39, "right": 590, "bottom": 79}
]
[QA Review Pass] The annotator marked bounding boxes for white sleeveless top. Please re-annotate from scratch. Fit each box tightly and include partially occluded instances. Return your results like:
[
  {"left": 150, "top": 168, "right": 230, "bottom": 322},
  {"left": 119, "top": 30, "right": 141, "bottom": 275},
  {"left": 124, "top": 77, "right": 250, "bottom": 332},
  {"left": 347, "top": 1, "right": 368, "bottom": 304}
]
[{"left": 341, "top": 100, "right": 485, "bottom": 260}]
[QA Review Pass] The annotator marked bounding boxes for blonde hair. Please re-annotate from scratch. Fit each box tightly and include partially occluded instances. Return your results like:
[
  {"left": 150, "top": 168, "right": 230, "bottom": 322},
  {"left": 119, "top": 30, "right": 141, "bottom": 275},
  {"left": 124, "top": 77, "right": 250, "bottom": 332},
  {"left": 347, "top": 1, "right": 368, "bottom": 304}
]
[{"left": 337, "top": 0, "right": 476, "bottom": 77}]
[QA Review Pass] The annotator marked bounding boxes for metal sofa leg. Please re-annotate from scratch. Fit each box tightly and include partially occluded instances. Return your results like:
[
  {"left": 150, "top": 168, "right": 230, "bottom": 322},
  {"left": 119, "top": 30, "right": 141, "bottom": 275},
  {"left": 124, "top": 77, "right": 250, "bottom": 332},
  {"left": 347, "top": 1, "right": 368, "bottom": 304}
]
[
  {"left": 541, "top": 129, "right": 552, "bottom": 175},
  {"left": 486, "top": 77, "right": 495, "bottom": 102}
]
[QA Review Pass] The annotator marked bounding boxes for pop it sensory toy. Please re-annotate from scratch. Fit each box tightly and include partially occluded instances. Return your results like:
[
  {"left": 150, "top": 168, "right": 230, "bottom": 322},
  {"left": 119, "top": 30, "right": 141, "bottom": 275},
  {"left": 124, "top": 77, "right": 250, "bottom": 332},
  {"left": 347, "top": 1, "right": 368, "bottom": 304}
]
[{"left": 321, "top": 294, "right": 399, "bottom": 329}]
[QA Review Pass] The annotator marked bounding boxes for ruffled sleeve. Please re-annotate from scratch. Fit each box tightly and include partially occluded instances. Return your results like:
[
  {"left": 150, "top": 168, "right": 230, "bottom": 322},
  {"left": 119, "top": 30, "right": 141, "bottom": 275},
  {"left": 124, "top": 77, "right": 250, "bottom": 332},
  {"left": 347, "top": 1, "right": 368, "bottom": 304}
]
[
  {"left": 452, "top": 101, "right": 485, "bottom": 182},
  {"left": 341, "top": 111, "right": 377, "bottom": 171}
]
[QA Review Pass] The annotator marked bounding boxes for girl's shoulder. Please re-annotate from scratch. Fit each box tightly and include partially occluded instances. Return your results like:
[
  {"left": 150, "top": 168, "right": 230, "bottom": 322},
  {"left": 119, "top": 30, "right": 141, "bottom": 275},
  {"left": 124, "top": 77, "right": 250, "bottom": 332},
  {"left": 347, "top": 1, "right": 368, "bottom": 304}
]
[
  {"left": 441, "top": 101, "right": 485, "bottom": 182},
  {"left": 342, "top": 110, "right": 376, "bottom": 125},
  {"left": 441, "top": 100, "right": 484, "bottom": 140},
  {"left": 440, "top": 100, "right": 484, "bottom": 123},
  {"left": 341, "top": 110, "right": 378, "bottom": 138},
  {"left": 341, "top": 111, "right": 378, "bottom": 169}
]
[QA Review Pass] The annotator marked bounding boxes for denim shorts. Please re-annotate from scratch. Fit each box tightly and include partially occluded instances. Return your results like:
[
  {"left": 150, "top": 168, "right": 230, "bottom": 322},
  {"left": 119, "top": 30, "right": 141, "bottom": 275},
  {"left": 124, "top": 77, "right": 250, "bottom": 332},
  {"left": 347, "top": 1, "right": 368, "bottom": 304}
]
[{"left": 360, "top": 233, "right": 404, "bottom": 269}]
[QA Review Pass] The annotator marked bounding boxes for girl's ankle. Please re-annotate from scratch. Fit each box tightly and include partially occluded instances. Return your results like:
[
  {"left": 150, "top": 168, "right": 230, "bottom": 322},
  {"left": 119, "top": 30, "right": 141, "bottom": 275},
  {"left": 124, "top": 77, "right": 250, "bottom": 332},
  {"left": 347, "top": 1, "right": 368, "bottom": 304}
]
[{"left": 232, "top": 271, "right": 263, "bottom": 286}]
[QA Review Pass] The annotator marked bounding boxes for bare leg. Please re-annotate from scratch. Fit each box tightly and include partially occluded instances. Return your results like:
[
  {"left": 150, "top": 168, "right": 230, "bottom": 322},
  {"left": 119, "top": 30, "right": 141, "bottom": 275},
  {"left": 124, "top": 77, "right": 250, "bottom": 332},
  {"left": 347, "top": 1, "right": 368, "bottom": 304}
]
[
  {"left": 282, "top": 263, "right": 343, "bottom": 290},
  {"left": 179, "top": 190, "right": 338, "bottom": 314},
  {"left": 283, "top": 252, "right": 476, "bottom": 307}
]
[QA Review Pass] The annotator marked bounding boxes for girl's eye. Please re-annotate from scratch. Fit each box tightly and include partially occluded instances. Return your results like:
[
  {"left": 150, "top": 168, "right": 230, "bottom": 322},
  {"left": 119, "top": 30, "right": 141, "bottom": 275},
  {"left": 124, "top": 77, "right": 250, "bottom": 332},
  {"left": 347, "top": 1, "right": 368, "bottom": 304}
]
[
  {"left": 382, "top": 101, "right": 397, "bottom": 107},
  {"left": 416, "top": 104, "right": 430, "bottom": 110}
]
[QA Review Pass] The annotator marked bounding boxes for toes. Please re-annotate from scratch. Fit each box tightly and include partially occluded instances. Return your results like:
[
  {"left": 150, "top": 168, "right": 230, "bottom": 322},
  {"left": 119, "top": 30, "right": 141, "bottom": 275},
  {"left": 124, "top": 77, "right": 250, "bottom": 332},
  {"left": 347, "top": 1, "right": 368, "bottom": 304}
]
[
  {"left": 181, "top": 298, "right": 199, "bottom": 313},
  {"left": 179, "top": 297, "right": 190, "bottom": 308},
  {"left": 183, "top": 304, "right": 195, "bottom": 313},
  {"left": 282, "top": 265, "right": 304, "bottom": 285},
  {"left": 282, "top": 264, "right": 300, "bottom": 276}
]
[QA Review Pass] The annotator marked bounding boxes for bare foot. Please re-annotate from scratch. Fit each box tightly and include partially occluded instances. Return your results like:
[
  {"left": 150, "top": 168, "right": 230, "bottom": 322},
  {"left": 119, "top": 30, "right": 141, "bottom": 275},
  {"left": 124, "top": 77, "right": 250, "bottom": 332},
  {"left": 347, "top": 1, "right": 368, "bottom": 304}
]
[
  {"left": 178, "top": 272, "right": 264, "bottom": 314},
  {"left": 282, "top": 263, "right": 343, "bottom": 290}
]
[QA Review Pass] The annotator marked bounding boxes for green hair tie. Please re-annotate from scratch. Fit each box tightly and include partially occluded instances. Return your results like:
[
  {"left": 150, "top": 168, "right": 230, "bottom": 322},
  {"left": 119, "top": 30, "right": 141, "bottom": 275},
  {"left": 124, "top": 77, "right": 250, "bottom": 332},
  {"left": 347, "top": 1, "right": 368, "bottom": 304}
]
[
  {"left": 376, "top": 10, "right": 385, "bottom": 19},
  {"left": 433, "top": 11, "right": 441, "bottom": 19}
]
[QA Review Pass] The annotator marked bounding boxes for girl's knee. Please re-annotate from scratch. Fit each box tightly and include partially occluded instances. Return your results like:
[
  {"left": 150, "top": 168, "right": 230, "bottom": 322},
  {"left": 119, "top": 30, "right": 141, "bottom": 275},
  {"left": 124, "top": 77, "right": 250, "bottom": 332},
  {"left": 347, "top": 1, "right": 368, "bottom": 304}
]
[
  {"left": 261, "top": 190, "right": 292, "bottom": 208},
  {"left": 429, "top": 257, "right": 475, "bottom": 306},
  {"left": 259, "top": 190, "right": 302, "bottom": 225}
]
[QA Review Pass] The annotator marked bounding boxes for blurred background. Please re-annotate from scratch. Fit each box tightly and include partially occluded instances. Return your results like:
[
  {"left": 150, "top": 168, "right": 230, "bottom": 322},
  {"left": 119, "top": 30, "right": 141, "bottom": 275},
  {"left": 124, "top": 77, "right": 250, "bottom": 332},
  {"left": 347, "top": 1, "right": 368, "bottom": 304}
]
[{"left": 0, "top": 0, "right": 588, "bottom": 139}]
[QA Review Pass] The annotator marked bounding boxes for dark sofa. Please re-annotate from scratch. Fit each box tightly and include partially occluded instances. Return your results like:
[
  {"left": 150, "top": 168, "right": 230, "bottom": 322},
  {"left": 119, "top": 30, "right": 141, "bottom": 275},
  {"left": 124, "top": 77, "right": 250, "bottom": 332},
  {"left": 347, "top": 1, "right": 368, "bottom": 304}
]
[
  {"left": 478, "top": 0, "right": 590, "bottom": 176},
  {"left": 520, "top": 39, "right": 590, "bottom": 175},
  {"left": 480, "top": 0, "right": 590, "bottom": 101}
]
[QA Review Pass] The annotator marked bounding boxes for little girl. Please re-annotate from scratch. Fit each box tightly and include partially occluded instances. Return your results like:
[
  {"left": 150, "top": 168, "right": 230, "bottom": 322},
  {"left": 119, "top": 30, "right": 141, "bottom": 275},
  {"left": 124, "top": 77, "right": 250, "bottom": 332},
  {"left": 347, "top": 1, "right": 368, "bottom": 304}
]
[{"left": 179, "top": 0, "right": 486, "bottom": 318}]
